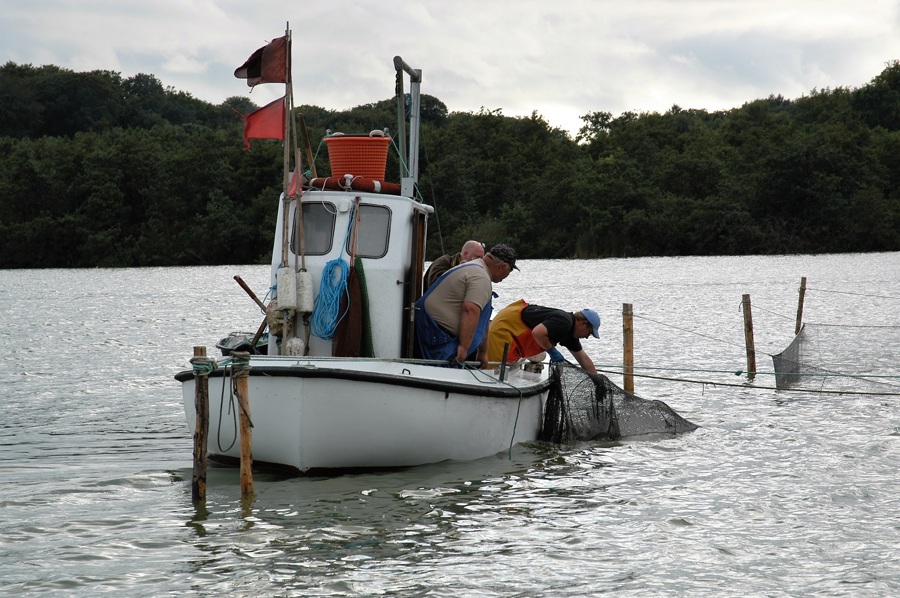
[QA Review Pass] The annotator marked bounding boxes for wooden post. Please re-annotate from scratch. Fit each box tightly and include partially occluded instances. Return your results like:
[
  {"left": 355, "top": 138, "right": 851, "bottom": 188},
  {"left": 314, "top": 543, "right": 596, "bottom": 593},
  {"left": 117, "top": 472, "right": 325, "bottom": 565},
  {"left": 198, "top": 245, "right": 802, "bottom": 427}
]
[
  {"left": 795, "top": 276, "right": 807, "bottom": 335},
  {"left": 622, "top": 303, "right": 634, "bottom": 393},
  {"left": 190, "top": 346, "right": 211, "bottom": 503},
  {"left": 231, "top": 351, "right": 254, "bottom": 496},
  {"left": 741, "top": 294, "right": 757, "bottom": 381}
]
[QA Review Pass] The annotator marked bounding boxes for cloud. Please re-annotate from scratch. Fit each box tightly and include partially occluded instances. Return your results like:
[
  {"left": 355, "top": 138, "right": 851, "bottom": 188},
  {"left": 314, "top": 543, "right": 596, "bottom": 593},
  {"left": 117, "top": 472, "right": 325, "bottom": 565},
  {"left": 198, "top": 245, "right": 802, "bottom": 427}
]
[{"left": 2, "top": 0, "right": 899, "bottom": 135}]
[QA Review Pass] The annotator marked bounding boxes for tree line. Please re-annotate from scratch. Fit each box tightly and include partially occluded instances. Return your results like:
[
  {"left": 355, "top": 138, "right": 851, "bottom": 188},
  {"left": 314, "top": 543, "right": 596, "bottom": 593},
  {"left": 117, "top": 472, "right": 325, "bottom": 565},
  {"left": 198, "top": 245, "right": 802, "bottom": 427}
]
[{"left": 1, "top": 60, "right": 898, "bottom": 268}]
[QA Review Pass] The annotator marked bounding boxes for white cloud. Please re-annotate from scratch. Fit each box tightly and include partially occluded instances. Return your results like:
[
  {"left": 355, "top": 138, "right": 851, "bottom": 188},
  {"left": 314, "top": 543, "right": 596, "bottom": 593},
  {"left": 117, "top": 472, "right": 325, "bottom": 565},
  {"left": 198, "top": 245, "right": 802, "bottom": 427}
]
[{"left": 2, "top": 0, "right": 899, "bottom": 135}]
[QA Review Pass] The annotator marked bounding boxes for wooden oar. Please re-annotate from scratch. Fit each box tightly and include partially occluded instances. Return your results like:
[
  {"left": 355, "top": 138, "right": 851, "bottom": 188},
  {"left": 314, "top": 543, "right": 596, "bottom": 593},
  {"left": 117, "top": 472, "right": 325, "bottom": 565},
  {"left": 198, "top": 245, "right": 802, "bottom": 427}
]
[
  {"left": 250, "top": 317, "right": 268, "bottom": 350},
  {"left": 234, "top": 275, "right": 266, "bottom": 311},
  {"left": 234, "top": 275, "right": 268, "bottom": 353}
]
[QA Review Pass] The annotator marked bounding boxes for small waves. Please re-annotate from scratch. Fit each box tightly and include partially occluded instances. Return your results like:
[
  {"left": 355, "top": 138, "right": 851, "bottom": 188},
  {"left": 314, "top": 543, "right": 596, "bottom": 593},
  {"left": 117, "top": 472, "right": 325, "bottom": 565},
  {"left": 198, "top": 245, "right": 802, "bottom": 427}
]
[{"left": 2, "top": 258, "right": 899, "bottom": 596}]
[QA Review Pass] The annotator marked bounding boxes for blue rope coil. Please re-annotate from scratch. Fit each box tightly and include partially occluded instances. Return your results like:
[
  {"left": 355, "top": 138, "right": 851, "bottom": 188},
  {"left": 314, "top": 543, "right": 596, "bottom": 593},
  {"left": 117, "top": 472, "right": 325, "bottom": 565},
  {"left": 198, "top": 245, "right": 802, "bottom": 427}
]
[
  {"left": 310, "top": 258, "right": 349, "bottom": 339},
  {"left": 310, "top": 200, "right": 358, "bottom": 339}
]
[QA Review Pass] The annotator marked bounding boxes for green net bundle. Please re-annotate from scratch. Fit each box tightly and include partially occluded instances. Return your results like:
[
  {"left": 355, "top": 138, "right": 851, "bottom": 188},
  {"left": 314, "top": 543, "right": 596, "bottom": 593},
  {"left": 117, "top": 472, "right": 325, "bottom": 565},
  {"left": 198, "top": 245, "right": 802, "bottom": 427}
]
[{"left": 541, "top": 363, "right": 698, "bottom": 443}]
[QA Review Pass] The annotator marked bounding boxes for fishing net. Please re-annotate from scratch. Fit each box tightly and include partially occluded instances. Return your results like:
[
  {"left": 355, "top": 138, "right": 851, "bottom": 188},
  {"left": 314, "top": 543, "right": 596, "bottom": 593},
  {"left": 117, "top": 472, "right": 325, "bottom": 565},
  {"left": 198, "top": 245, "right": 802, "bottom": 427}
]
[
  {"left": 772, "top": 324, "right": 812, "bottom": 390},
  {"left": 541, "top": 363, "right": 698, "bottom": 443},
  {"left": 332, "top": 257, "right": 374, "bottom": 357},
  {"left": 772, "top": 323, "right": 900, "bottom": 394}
]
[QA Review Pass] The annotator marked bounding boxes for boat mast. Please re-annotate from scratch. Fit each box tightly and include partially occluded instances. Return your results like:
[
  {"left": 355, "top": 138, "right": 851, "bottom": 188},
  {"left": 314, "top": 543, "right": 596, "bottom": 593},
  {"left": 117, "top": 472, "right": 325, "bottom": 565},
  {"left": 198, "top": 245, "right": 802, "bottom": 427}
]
[
  {"left": 393, "top": 56, "right": 421, "bottom": 198},
  {"left": 280, "top": 23, "right": 293, "bottom": 269}
]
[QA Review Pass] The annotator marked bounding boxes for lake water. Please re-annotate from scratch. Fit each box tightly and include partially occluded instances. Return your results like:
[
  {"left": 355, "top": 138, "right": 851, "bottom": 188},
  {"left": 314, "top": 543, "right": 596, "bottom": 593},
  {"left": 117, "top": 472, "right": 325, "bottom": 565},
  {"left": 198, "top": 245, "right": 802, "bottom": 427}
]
[{"left": 2, "top": 253, "right": 899, "bottom": 597}]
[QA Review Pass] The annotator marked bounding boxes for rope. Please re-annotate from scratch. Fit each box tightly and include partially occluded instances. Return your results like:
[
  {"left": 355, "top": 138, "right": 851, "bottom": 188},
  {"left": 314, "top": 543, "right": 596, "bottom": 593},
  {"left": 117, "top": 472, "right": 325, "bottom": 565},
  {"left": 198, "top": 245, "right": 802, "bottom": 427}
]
[
  {"left": 633, "top": 313, "right": 746, "bottom": 351},
  {"left": 310, "top": 200, "right": 358, "bottom": 339},
  {"left": 750, "top": 304, "right": 795, "bottom": 320},
  {"left": 217, "top": 361, "right": 238, "bottom": 453},
  {"left": 388, "top": 135, "right": 410, "bottom": 178},
  {"left": 310, "top": 259, "right": 349, "bottom": 339},
  {"left": 190, "top": 356, "right": 217, "bottom": 376},
  {"left": 807, "top": 287, "right": 900, "bottom": 301},
  {"left": 229, "top": 352, "right": 254, "bottom": 429},
  {"left": 310, "top": 137, "right": 326, "bottom": 178},
  {"left": 803, "top": 322, "right": 900, "bottom": 329},
  {"left": 596, "top": 367, "right": 900, "bottom": 396},
  {"left": 231, "top": 352, "right": 251, "bottom": 377},
  {"left": 454, "top": 360, "right": 527, "bottom": 456},
  {"left": 594, "top": 360, "right": 900, "bottom": 381}
]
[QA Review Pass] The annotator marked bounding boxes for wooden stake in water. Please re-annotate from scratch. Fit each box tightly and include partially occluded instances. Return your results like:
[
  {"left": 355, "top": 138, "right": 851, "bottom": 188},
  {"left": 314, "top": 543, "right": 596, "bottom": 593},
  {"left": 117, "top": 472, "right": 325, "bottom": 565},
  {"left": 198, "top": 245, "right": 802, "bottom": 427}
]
[
  {"left": 190, "top": 346, "right": 211, "bottom": 502},
  {"left": 230, "top": 351, "right": 254, "bottom": 496},
  {"left": 795, "top": 276, "right": 807, "bottom": 335},
  {"left": 622, "top": 303, "right": 634, "bottom": 393},
  {"left": 742, "top": 294, "right": 757, "bottom": 381}
]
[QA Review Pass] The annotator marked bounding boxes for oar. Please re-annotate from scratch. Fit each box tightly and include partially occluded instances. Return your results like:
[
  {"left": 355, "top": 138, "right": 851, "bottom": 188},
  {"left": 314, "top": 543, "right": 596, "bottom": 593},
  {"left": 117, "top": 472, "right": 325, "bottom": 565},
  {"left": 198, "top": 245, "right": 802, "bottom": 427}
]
[
  {"left": 234, "top": 275, "right": 266, "bottom": 311},
  {"left": 234, "top": 275, "right": 268, "bottom": 353},
  {"left": 250, "top": 317, "right": 268, "bottom": 351}
]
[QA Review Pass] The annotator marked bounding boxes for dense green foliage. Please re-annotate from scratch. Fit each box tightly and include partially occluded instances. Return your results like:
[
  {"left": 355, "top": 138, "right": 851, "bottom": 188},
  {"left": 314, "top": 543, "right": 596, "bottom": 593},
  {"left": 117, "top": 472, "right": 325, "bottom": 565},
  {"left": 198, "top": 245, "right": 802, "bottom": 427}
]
[{"left": 1, "top": 60, "right": 899, "bottom": 267}]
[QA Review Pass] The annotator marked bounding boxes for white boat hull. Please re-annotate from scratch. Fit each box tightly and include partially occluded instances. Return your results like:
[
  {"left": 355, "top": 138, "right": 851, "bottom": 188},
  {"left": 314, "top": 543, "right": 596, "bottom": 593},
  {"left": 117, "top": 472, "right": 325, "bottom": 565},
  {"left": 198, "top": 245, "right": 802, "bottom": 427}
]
[{"left": 178, "top": 357, "right": 551, "bottom": 474}]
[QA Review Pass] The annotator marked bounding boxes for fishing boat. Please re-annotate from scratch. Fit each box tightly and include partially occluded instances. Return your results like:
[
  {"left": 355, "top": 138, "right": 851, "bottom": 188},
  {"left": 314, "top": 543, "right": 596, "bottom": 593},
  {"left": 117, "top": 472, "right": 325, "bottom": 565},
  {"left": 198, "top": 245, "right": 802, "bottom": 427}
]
[{"left": 174, "top": 37, "right": 552, "bottom": 475}]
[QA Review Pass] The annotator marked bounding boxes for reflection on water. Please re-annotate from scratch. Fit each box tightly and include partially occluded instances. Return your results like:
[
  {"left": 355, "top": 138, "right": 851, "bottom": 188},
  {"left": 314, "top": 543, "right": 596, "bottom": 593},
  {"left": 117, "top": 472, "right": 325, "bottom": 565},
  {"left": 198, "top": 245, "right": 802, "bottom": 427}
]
[{"left": 1, "top": 254, "right": 899, "bottom": 596}]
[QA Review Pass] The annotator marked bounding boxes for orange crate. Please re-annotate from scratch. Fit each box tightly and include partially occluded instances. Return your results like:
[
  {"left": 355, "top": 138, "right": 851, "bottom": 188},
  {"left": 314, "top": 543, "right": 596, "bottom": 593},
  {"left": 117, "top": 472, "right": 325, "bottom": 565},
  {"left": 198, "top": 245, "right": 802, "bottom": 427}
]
[{"left": 324, "top": 135, "right": 391, "bottom": 180}]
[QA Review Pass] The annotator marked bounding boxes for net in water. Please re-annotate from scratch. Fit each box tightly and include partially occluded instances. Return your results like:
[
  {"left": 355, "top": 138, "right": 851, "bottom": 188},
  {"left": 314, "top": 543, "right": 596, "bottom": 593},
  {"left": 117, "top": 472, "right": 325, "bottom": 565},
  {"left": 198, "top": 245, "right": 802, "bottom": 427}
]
[
  {"left": 540, "top": 363, "right": 698, "bottom": 443},
  {"left": 772, "top": 323, "right": 900, "bottom": 394}
]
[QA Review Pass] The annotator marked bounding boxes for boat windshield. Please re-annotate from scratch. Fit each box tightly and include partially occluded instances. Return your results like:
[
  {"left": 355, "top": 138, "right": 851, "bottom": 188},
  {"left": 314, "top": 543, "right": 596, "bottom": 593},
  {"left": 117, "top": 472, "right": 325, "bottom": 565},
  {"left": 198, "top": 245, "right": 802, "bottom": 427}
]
[
  {"left": 349, "top": 204, "right": 391, "bottom": 259},
  {"left": 292, "top": 201, "right": 392, "bottom": 259},
  {"left": 293, "top": 202, "right": 335, "bottom": 255}
]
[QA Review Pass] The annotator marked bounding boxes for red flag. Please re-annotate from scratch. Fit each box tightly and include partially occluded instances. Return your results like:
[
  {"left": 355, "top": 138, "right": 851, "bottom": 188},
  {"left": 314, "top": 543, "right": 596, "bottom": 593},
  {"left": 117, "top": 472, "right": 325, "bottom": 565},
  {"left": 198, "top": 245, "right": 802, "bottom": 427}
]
[
  {"left": 242, "top": 97, "right": 285, "bottom": 150},
  {"left": 234, "top": 36, "right": 288, "bottom": 87},
  {"left": 288, "top": 170, "right": 301, "bottom": 196}
]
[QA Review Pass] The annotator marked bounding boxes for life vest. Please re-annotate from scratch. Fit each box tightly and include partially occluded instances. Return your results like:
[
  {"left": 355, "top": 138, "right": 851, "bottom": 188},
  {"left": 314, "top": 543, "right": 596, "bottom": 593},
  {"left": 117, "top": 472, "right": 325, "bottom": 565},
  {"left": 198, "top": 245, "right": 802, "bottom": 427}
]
[{"left": 487, "top": 298, "right": 543, "bottom": 363}]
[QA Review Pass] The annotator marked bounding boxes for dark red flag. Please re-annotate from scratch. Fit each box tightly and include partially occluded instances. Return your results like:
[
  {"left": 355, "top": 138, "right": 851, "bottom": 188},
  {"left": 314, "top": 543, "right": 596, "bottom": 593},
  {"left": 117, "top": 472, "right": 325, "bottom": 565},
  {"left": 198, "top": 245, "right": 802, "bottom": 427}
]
[
  {"left": 241, "top": 96, "right": 285, "bottom": 150},
  {"left": 234, "top": 36, "right": 288, "bottom": 87}
]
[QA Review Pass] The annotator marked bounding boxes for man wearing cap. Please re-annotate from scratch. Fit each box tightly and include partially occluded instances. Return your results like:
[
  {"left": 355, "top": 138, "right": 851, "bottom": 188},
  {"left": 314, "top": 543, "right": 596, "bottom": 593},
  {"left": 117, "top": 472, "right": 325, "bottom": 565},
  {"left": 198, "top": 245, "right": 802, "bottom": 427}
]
[
  {"left": 487, "top": 299, "right": 601, "bottom": 374},
  {"left": 415, "top": 244, "right": 519, "bottom": 367}
]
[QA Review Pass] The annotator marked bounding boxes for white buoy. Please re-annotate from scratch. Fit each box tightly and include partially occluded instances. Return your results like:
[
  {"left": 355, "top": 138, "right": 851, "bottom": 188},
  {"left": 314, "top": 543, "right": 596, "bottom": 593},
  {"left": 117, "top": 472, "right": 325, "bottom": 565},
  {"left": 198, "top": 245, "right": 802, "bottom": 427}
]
[
  {"left": 297, "top": 270, "right": 314, "bottom": 314},
  {"left": 277, "top": 267, "right": 298, "bottom": 311},
  {"left": 285, "top": 337, "right": 305, "bottom": 356}
]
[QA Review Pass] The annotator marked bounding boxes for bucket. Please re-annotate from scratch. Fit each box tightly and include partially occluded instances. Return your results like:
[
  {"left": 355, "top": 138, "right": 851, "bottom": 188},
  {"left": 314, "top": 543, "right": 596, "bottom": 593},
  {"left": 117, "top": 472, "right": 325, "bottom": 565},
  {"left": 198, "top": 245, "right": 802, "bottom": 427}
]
[{"left": 324, "top": 133, "right": 391, "bottom": 180}]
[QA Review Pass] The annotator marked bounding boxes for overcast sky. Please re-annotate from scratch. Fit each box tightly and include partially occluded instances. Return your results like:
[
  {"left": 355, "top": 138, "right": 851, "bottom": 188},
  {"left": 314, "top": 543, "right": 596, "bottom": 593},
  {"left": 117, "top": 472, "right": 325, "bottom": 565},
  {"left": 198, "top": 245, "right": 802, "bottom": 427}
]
[{"left": 3, "top": 0, "right": 900, "bottom": 136}]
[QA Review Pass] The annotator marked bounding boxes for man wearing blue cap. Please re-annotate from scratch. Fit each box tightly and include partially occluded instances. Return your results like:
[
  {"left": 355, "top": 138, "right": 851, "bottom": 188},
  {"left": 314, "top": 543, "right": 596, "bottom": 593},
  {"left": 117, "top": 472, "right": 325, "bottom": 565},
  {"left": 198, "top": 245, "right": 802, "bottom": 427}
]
[{"left": 487, "top": 299, "right": 600, "bottom": 373}]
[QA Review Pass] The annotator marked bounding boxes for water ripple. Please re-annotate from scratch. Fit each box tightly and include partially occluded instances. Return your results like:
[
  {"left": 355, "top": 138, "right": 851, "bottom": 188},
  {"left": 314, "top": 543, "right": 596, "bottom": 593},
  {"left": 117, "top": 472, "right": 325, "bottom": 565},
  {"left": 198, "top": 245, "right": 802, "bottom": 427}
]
[{"left": 2, "top": 257, "right": 900, "bottom": 596}]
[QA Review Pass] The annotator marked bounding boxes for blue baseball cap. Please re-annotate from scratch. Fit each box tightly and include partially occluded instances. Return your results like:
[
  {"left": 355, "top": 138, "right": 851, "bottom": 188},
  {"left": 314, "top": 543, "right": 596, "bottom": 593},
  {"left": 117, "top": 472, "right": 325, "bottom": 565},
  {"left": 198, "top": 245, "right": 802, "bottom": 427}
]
[{"left": 581, "top": 309, "right": 601, "bottom": 338}]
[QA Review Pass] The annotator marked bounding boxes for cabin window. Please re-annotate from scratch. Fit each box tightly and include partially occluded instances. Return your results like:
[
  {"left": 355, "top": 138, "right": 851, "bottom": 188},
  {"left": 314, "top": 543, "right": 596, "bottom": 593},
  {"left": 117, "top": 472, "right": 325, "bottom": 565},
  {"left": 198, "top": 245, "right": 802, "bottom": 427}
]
[
  {"left": 350, "top": 204, "right": 391, "bottom": 259},
  {"left": 292, "top": 202, "right": 336, "bottom": 255}
]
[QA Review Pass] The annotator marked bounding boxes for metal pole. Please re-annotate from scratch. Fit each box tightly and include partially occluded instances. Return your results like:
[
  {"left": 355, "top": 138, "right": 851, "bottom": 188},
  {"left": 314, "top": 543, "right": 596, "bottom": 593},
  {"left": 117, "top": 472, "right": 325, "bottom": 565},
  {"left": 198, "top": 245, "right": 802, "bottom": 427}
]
[{"left": 500, "top": 343, "right": 510, "bottom": 382}]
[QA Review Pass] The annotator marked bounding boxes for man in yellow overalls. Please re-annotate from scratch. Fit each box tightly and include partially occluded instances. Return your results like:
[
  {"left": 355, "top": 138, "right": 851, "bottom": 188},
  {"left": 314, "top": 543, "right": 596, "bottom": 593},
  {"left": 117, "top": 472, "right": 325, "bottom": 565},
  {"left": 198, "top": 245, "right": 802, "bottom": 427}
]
[{"left": 487, "top": 299, "right": 600, "bottom": 373}]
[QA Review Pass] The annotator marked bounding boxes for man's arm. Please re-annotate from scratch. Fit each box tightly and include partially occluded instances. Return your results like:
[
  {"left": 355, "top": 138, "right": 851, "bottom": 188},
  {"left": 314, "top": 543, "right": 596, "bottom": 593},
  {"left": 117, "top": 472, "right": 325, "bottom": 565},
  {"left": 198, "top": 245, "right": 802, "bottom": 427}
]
[
  {"left": 531, "top": 323, "right": 553, "bottom": 352},
  {"left": 476, "top": 337, "right": 489, "bottom": 369},
  {"left": 571, "top": 349, "right": 598, "bottom": 374},
  {"left": 535, "top": 322, "right": 596, "bottom": 372},
  {"left": 456, "top": 300, "right": 482, "bottom": 363}
]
